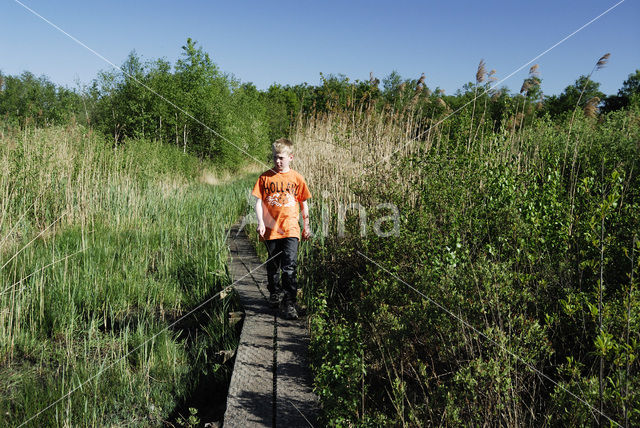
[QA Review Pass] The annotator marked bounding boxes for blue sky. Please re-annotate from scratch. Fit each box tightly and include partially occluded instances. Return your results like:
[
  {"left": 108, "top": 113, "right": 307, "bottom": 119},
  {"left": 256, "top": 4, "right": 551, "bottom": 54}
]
[{"left": 1, "top": 0, "right": 638, "bottom": 96}]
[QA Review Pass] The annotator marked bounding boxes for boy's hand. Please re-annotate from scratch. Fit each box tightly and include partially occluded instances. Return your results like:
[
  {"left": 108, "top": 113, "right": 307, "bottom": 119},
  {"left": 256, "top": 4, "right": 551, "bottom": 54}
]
[
  {"left": 257, "top": 223, "right": 266, "bottom": 238},
  {"left": 301, "top": 224, "right": 312, "bottom": 241}
]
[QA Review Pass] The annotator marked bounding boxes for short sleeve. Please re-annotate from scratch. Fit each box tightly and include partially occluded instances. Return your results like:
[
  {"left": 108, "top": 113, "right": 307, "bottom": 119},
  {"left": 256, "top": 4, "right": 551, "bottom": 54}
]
[
  {"left": 251, "top": 176, "right": 263, "bottom": 199},
  {"left": 297, "top": 176, "right": 311, "bottom": 202}
]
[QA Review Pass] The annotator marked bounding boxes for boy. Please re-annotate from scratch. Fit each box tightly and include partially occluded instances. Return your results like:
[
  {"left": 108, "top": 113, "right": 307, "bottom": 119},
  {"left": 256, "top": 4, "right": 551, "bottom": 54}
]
[{"left": 252, "top": 138, "right": 312, "bottom": 320}]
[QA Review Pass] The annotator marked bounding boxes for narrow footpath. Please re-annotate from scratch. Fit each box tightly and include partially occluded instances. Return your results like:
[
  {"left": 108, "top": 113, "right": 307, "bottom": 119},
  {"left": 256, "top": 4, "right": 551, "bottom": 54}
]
[{"left": 223, "top": 224, "right": 319, "bottom": 427}]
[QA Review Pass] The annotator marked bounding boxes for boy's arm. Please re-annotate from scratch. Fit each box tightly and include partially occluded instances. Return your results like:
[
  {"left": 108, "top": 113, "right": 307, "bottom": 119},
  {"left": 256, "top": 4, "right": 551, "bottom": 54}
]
[
  {"left": 255, "top": 197, "right": 266, "bottom": 238},
  {"left": 301, "top": 200, "right": 311, "bottom": 240}
]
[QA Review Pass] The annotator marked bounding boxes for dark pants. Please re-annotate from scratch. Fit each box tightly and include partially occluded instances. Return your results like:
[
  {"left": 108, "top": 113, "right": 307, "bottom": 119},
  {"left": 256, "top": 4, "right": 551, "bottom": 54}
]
[{"left": 264, "top": 237, "right": 299, "bottom": 303}]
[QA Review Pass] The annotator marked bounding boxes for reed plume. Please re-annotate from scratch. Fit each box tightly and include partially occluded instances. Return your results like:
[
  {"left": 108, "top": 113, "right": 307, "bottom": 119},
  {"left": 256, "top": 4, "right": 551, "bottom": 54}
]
[
  {"left": 529, "top": 64, "right": 540, "bottom": 77},
  {"left": 476, "top": 60, "right": 486, "bottom": 84},
  {"left": 596, "top": 53, "right": 610, "bottom": 70},
  {"left": 584, "top": 96, "right": 600, "bottom": 118}
]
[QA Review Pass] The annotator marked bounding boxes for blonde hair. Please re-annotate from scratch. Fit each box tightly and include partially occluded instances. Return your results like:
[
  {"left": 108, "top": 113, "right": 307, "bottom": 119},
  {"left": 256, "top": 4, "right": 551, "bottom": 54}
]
[{"left": 272, "top": 138, "right": 294, "bottom": 155}]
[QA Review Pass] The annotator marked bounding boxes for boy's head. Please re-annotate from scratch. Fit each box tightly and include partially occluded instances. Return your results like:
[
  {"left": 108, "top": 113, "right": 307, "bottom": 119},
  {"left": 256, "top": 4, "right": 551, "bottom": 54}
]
[
  {"left": 272, "top": 138, "right": 293, "bottom": 156},
  {"left": 272, "top": 138, "right": 294, "bottom": 172}
]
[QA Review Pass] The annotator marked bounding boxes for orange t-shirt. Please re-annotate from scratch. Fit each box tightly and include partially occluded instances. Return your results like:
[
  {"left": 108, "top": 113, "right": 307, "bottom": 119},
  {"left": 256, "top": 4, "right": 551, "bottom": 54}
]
[{"left": 252, "top": 169, "right": 312, "bottom": 241}]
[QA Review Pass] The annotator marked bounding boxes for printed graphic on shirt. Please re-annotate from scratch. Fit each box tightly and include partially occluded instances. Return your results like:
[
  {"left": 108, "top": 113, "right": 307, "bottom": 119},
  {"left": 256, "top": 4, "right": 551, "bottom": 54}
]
[
  {"left": 266, "top": 192, "right": 297, "bottom": 208},
  {"left": 260, "top": 180, "right": 301, "bottom": 198}
]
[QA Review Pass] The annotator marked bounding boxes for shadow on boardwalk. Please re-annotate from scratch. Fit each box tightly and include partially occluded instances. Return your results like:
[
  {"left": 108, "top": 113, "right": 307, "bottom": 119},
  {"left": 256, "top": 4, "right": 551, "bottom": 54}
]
[{"left": 223, "top": 224, "right": 319, "bottom": 428}]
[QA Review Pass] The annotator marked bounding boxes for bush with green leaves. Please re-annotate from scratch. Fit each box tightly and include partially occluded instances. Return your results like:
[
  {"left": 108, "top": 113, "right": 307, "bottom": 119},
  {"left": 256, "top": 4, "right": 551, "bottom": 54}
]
[{"left": 303, "top": 104, "right": 640, "bottom": 426}]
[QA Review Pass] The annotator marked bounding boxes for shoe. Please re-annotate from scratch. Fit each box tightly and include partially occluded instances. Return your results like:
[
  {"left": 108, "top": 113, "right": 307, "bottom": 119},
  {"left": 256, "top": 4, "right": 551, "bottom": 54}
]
[
  {"left": 269, "top": 290, "right": 283, "bottom": 308},
  {"left": 280, "top": 301, "right": 299, "bottom": 320}
]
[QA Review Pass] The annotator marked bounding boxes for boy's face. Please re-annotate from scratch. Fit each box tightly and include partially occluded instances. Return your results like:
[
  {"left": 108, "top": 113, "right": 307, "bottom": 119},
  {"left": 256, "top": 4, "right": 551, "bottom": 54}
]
[{"left": 272, "top": 150, "right": 293, "bottom": 172}]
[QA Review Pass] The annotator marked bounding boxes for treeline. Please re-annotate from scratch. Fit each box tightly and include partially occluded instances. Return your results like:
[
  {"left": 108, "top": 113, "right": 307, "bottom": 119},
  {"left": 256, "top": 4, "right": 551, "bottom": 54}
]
[
  {"left": 0, "top": 39, "right": 273, "bottom": 168},
  {"left": 0, "top": 71, "right": 82, "bottom": 127},
  {"left": 1, "top": 41, "right": 639, "bottom": 167}
]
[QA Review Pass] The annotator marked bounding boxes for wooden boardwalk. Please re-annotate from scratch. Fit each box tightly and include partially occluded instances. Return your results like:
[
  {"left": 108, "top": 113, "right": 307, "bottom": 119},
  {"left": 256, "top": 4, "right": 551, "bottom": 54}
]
[{"left": 223, "top": 225, "right": 319, "bottom": 427}]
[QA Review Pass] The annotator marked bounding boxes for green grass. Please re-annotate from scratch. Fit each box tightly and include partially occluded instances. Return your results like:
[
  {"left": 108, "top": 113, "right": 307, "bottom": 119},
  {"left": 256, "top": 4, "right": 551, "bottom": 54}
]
[{"left": 0, "top": 125, "right": 257, "bottom": 426}]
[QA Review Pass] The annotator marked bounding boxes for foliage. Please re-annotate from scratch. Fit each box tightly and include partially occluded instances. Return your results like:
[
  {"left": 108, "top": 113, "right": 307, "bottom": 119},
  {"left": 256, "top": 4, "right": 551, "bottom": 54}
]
[
  {"left": 301, "top": 100, "right": 640, "bottom": 426},
  {"left": 603, "top": 69, "right": 640, "bottom": 113},
  {"left": 89, "top": 40, "right": 271, "bottom": 167},
  {"left": 0, "top": 71, "right": 83, "bottom": 127},
  {"left": 545, "top": 75, "right": 605, "bottom": 118},
  {"left": 2, "top": 51, "right": 638, "bottom": 169}
]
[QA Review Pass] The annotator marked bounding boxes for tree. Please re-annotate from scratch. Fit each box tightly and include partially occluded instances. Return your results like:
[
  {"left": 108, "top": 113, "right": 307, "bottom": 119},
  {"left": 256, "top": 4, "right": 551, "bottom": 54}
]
[
  {"left": 381, "top": 71, "right": 416, "bottom": 111},
  {"left": 0, "top": 71, "right": 81, "bottom": 127},
  {"left": 603, "top": 69, "right": 640, "bottom": 112},
  {"left": 262, "top": 84, "right": 301, "bottom": 141},
  {"left": 173, "top": 38, "right": 231, "bottom": 157},
  {"left": 545, "top": 75, "right": 605, "bottom": 117}
]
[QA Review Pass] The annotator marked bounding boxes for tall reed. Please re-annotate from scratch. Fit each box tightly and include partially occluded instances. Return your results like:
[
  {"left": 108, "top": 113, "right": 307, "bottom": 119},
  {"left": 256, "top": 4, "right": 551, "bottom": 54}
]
[{"left": 0, "top": 124, "right": 250, "bottom": 426}]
